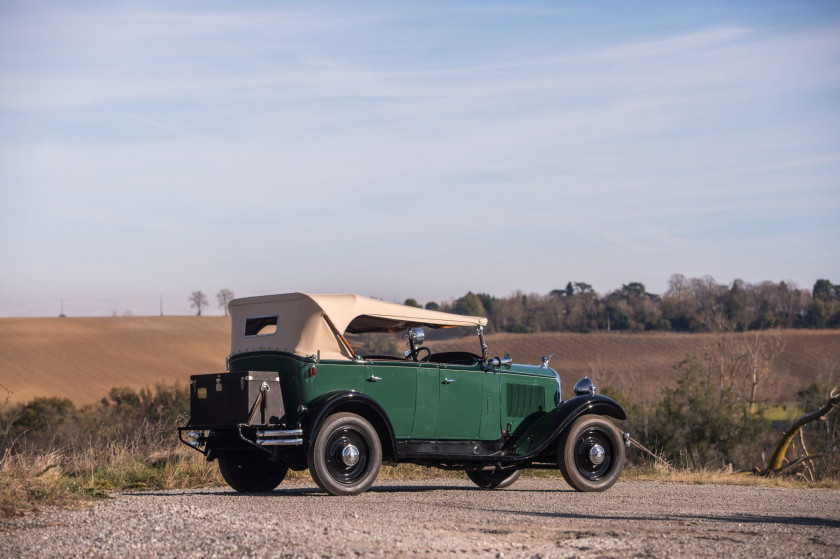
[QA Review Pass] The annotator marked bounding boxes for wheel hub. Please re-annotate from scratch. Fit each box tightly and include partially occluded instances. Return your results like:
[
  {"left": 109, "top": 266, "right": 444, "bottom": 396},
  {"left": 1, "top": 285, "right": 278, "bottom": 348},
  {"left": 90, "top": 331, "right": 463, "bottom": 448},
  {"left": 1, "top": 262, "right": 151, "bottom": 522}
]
[
  {"left": 573, "top": 428, "right": 613, "bottom": 481},
  {"left": 341, "top": 444, "right": 360, "bottom": 466},
  {"left": 589, "top": 444, "right": 605, "bottom": 465}
]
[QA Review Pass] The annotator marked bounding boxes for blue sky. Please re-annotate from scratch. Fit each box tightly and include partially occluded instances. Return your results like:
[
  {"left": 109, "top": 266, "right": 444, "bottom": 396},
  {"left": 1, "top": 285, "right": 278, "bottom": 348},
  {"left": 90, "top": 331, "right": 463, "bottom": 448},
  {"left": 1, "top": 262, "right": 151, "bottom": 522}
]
[{"left": 1, "top": 1, "right": 838, "bottom": 316}]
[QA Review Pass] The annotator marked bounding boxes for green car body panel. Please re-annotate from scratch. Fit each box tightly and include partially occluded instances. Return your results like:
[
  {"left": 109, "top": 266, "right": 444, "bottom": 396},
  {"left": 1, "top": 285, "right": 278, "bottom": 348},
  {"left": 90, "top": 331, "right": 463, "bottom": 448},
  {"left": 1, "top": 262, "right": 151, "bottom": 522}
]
[{"left": 227, "top": 354, "right": 558, "bottom": 443}]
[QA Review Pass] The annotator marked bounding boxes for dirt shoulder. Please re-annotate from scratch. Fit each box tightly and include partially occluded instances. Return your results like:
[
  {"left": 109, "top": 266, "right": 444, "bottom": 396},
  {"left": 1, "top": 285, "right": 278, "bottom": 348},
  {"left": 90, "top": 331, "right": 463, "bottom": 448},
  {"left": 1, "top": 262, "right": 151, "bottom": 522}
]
[{"left": 2, "top": 478, "right": 839, "bottom": 558}]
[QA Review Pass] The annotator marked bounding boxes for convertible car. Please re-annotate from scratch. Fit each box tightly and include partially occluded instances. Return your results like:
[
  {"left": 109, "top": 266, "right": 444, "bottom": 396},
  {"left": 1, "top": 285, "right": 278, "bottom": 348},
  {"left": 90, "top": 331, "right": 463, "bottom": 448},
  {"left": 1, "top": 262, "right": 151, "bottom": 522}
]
[{"left": 180, "top": 293, "right": 629, "bottom": 495}]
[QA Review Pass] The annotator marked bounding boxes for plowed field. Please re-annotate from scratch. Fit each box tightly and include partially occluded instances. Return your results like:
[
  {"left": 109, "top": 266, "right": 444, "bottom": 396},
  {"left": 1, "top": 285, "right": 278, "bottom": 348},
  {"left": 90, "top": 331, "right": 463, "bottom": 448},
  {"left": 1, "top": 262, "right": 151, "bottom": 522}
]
[{"left": 0, "top": 317, "right": 837, "bottom": 404}]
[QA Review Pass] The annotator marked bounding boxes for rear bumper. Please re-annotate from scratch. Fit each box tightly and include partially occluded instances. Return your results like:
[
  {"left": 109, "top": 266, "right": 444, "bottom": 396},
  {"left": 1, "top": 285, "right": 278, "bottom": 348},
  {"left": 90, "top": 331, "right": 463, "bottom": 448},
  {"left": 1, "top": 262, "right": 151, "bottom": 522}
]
[{"left": 178, "top": 424, "right": 304, "bottom": 457}]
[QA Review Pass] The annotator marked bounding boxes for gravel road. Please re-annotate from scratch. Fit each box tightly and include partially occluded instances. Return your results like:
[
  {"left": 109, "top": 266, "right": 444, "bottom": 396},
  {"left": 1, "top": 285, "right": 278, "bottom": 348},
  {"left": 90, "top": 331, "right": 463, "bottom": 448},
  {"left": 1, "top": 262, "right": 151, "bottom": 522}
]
[{"left": 2, "top": 478, "right": 839, "bottom": 558}]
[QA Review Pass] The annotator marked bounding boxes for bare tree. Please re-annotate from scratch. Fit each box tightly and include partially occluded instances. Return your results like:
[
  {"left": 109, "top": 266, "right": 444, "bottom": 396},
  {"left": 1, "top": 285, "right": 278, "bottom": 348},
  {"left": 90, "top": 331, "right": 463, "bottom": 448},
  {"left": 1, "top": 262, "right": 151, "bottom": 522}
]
[
  {"left": 702, "top": 321, "right": 744, "bottom": 394},
  {"left": 189, "top": 291, "right": 208, "bottom": 316},
  {"left": 744, "top": 330, "right": 786, "bottom": 414},
  {"left": 666, "top": 273, "right": 690, "bottom": 299},
  {"left": 217, "top": 289, "right": 235, "bottom": 316}
]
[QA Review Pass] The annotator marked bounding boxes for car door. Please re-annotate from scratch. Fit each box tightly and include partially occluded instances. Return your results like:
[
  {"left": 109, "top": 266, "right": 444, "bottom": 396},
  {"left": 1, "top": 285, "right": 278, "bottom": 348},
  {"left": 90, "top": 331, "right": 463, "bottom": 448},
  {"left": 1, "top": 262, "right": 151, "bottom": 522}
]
[
  {"left": 410, "top": 362, "right": 439, "bottom": 439},
  {"left": 434, "top": 363, "right": 484, "bottom": 439},
  {"left": 363, "top": 361, "right": 418, "bottom": 438}
]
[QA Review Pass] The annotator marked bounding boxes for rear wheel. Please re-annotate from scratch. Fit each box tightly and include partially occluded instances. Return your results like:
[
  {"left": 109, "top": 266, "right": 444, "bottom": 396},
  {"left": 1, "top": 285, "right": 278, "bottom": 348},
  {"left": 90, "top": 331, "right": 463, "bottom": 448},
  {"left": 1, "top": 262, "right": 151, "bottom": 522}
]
[
  {"left": 307, "top": 412, "right": 382, "bottom": 496},
  {"left": 218, "top": 457, "right": 288, "bottom": 493},
  {"left": 465, "top": 468, "right": 522, "bottom": 489},
  {"left": 557, "top": 415, "right": 624, "bottom": 492}
]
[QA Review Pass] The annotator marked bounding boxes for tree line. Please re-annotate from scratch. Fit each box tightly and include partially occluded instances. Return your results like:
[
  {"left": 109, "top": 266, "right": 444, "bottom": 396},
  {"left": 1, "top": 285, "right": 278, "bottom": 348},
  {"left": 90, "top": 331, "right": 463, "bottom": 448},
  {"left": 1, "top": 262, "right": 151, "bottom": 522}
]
[{"left": 405, "top": 275, "right": 840, "bottom": 333}]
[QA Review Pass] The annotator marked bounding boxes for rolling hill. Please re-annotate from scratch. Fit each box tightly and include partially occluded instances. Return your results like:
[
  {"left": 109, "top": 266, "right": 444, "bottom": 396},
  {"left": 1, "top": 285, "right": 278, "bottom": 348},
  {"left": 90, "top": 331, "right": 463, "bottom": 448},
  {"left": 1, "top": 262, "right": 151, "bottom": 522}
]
[
  {"left": 0, "top": 317, "right": 837, "bottom": 405},
  {"left": 0, "top": 317, "right": 229, "bottom": 405}
]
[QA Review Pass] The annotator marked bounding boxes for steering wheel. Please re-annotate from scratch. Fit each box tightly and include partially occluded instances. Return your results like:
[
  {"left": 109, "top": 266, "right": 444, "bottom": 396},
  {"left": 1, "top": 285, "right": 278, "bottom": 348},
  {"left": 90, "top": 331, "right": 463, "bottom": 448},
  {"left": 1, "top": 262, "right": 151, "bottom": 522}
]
[{"left": 410, "top": 347, "right": 431, "bottom": 362}]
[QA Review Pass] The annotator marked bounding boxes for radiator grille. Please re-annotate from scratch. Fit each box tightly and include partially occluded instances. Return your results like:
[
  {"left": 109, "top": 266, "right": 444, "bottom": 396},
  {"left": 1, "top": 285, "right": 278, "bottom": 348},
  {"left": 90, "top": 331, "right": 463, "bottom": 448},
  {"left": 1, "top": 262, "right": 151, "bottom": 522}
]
[{"left": 506, "top": 383, "right": 545, "bottom": 418}]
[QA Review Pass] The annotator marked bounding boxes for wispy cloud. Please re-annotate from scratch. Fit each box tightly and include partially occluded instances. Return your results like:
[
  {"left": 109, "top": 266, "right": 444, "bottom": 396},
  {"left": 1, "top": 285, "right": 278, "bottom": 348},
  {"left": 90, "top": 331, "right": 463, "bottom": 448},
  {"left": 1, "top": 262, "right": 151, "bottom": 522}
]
[{"left": 1, "top": 1, "right": 838, "bottom": 315}]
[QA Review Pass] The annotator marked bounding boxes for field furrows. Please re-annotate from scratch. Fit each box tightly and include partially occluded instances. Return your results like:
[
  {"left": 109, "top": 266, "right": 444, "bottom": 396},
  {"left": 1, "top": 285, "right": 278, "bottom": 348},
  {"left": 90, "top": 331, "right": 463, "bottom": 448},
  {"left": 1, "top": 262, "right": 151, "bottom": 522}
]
[{"left": 1, "top": 317, "right": 837, "bottom": 405}]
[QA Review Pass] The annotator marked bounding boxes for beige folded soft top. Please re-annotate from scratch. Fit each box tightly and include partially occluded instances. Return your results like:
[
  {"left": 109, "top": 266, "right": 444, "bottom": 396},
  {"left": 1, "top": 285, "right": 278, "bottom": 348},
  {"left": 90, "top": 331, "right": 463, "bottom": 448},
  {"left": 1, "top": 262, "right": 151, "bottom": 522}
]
[{"left": 228, "top": 292, "right": 487, "bottom": 361}]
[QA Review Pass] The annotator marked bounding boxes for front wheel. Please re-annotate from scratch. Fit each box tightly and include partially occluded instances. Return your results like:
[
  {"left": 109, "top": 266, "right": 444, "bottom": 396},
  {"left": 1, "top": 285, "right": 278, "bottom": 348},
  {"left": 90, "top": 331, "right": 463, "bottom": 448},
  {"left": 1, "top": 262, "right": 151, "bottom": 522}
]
[
  {"left": 465, "top": 468, "right": 522, "bottom": 489},
  {"left": 557, "top": 415, "right": 625, "bottom": 492},
  {"left": 307, "top": 412, "right": 382, "bottom": 496},
  {"left": 218, "top": 457, "right": 288, "bottom": 493}
]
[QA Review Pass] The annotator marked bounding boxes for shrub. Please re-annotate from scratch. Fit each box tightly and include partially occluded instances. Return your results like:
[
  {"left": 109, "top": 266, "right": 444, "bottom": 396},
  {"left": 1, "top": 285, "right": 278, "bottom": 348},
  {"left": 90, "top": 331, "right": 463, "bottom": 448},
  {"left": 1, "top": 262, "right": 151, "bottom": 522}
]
[{"left": 648, "top": 356, "right": 764, "bottom": 468}]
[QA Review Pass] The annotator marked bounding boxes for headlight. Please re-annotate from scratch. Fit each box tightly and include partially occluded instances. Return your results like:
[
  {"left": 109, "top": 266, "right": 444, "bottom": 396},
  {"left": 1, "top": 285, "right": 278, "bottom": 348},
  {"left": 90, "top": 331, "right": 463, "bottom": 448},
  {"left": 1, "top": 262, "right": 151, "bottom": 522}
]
[{"left": 573, "top": 376, "right": 596, "bottom": 396}]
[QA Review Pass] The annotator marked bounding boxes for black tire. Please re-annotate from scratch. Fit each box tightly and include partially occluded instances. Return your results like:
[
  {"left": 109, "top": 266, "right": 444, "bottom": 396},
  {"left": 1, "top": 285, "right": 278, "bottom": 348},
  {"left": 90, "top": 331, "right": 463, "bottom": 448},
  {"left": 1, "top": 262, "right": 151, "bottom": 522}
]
[
  {"left": 465, "top": 468, "right": 522, "bottom": 489},
  {"left": 557, "top": 415, "right": 625, "bottom": 492},
  {"left": 307, "top": 412, "right": 382, "bottom": 496},
  {"left": 218, "top": 457, "right": 288, "bottom": 493}
]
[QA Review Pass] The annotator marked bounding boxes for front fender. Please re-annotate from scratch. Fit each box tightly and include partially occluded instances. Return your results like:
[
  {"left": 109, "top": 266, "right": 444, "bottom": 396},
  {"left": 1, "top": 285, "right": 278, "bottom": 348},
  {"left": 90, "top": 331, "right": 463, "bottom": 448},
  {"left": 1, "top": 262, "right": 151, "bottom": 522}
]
[
  {"left": 302, "top": 391, "right": 397, "bottom": 460},
  {"left": 511, "top": 394, "right": 626, "bottom": 457}
]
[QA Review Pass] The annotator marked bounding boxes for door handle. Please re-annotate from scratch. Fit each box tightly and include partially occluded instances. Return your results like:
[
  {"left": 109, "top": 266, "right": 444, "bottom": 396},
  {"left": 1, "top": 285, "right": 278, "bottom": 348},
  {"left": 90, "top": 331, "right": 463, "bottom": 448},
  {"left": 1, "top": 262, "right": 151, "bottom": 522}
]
[
  {"left": 367, "top": 375, "right": 382, "bottom": 382},
  {"left": 442, "top": 378, "right": 455, "bottom": 384}
]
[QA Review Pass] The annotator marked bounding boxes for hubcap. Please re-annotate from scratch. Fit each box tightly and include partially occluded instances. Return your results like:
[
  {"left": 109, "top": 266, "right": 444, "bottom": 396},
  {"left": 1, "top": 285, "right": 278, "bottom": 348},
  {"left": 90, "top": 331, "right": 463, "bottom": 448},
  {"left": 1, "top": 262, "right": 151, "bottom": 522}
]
[
  {"left": 325, "top": 428, "right": 369, "bottom": 484},
  {"left": 589, "top": 444, "right": 605, "bottom": 465},
  {"left": 574, "top": 428, "right": 613, "bottom": 481},
  {"left": 342, "top": 444, "right": 360, "bottom": 466}
]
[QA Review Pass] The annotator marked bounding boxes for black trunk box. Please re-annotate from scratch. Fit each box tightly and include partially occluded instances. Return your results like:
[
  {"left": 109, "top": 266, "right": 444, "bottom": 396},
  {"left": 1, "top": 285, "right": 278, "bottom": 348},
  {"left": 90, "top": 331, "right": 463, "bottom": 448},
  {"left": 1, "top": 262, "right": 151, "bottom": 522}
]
[{"left": 189, "top": 371, "right": 285, "bottom": 427}]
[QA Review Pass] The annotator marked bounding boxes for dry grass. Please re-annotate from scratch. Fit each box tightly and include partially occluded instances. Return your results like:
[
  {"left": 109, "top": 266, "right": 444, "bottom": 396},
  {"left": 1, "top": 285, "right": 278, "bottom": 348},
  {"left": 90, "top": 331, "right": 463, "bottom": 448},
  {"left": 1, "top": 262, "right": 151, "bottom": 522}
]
[
  {"left": 621, "top": 463, "right": 840, "bottom": 490},
  {"left": 0, "top": 420, "right": 223, "bottom": 517},
  {"left": 520, "top": 463, "right": 840, "bottom": 489},
  {"left": 0, "top": 447, "right": 221, "bottom": 517}
]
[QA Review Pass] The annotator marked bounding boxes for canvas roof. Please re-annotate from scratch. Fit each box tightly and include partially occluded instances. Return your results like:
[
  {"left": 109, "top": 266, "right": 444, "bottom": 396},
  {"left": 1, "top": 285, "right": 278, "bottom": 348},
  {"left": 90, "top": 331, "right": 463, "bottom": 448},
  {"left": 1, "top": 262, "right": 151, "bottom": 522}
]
[{"left": 228, "top": 292, "right": 487, "bottom": 360}]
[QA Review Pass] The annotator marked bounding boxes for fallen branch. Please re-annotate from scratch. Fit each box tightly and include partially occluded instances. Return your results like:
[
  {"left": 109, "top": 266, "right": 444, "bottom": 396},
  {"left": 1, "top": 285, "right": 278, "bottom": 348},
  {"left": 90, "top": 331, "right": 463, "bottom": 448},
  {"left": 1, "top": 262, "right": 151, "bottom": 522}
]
[
  {"left": 762, "top": 385, "right": 840, "bottom": 475},
  {"left": 629, "top": 436, "right": 670, "bottom": 468},
  {"left": 775, "top": 452, "right": 828, "bottom": 475}
]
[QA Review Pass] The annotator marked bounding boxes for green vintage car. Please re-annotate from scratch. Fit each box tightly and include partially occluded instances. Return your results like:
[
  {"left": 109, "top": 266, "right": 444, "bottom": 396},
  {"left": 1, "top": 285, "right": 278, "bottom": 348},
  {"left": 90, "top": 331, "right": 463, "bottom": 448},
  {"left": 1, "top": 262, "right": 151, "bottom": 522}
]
[{"left": 180, "top": 293, "right": 628, "bottom": 495}]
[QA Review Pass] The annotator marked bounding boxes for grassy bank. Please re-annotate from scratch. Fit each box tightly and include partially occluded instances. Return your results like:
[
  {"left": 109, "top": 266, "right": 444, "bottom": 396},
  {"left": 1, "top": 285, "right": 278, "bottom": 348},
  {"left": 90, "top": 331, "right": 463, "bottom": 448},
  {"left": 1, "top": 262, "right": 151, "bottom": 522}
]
[
  {"left": 0, "top": 445, "right": 468, "bottom": 517},
  {"left": 0, "top": 424, "right": 221, "bottom": 516}
]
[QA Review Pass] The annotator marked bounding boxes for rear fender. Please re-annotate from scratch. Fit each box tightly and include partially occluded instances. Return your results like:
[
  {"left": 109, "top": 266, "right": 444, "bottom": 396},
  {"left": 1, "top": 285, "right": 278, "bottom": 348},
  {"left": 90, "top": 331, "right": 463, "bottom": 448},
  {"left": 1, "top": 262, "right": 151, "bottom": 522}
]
[
  {"left": 303, "top": 391, "right": 397, "bottom": 461},
  {"left": 512, "top": 394, "right": 626, "bottom": 457}
]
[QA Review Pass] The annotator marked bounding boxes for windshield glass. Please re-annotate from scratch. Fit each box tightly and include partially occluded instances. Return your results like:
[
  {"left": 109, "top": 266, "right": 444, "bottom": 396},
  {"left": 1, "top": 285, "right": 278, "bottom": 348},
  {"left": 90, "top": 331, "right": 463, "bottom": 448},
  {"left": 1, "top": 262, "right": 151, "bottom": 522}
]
[{"left": 346, "top": 326, "right": 481, "bottom": 360}]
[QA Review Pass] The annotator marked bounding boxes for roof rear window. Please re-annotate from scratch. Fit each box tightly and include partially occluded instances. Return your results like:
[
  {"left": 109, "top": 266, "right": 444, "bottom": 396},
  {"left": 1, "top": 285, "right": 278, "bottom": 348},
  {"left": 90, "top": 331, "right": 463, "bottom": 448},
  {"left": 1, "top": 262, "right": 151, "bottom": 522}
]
[{"left": 244, "top": 315, "right": 279, "bottom": 337}]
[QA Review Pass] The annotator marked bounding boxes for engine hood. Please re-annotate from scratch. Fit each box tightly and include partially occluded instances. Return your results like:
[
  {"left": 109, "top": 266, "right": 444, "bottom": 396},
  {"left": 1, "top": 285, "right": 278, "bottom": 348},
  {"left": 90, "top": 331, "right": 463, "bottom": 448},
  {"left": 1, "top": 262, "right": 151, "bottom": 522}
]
[{"left": 504, "top": 363, "right": 556, "bottom": 378}]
